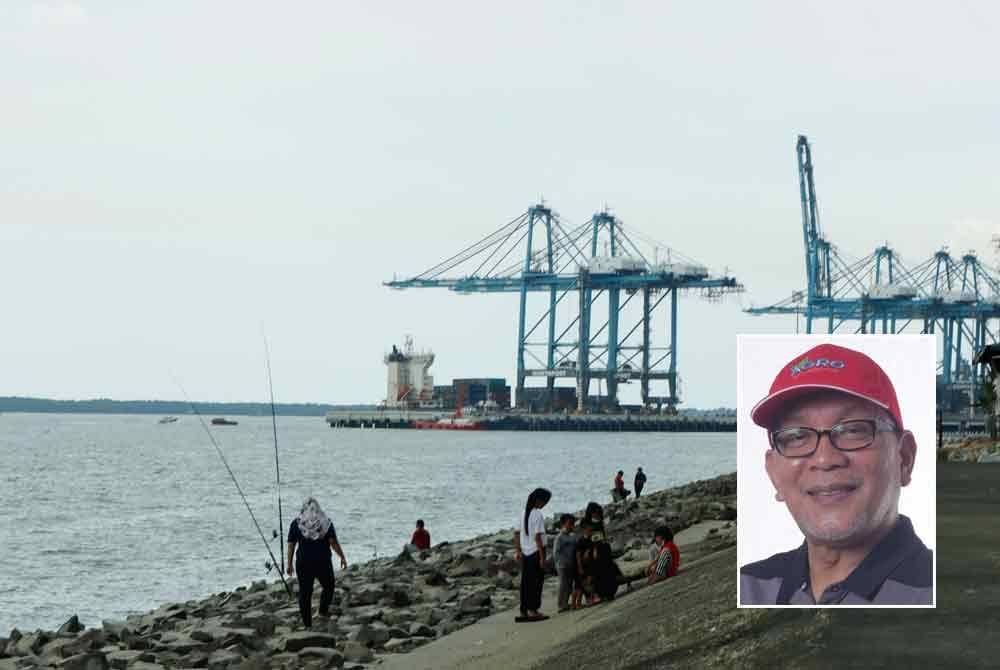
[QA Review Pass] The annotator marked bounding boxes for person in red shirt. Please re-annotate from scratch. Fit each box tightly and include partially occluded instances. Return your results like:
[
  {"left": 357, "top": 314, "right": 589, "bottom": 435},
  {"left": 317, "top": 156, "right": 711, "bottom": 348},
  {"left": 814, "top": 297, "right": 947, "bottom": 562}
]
[
  {"left": 647, "top": 526, "right": 680, "bottom": 584},
  {"left": 612, "top": 470, "right": 630, "bottom": 502},
  {"left": 410, "top": 519, "right": 431, "bottom": 551}
]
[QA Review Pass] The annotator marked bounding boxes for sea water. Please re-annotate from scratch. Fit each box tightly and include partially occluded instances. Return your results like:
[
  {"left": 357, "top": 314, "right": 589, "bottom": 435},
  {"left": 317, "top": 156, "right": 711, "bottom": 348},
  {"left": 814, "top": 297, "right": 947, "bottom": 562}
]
[{"left": 0, "top": 413, "right": 734, "bottom": 633}]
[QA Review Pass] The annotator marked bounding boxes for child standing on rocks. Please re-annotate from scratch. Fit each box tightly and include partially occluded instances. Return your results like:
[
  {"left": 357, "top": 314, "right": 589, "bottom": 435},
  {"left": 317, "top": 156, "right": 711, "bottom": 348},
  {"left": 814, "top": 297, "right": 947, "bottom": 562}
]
[{"left": 553, "top": 514, "right": 579, "bottom": 612}]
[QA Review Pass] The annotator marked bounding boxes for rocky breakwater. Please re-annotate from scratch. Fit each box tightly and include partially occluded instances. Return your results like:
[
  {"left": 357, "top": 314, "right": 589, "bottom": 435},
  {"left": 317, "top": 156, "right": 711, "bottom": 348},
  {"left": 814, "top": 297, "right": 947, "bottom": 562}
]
[
  {"left": 0, "top": 473, "right": 736, "bottom": 670},
  {"left": 938, "top": 437, "right": 1000, "bottom": 463}
]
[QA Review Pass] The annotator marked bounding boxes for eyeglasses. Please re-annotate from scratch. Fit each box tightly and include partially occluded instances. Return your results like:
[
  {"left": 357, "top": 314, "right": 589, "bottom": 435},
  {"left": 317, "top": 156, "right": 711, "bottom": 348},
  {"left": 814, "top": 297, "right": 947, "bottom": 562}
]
[{"left": 768, "top": 418, "right": 898, "bottom": 458}]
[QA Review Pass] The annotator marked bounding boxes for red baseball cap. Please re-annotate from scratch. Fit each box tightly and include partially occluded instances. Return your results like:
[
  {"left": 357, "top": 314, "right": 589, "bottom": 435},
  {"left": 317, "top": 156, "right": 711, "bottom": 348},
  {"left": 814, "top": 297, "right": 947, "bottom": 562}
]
[{"left": 750, "top": 343, "right": 903, "bottom": 431}]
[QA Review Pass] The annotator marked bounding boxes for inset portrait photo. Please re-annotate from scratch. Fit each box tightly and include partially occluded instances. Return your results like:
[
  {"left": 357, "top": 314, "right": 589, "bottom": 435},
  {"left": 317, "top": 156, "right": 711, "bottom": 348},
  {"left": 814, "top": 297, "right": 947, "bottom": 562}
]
[{"left": 737, "top": 335, "right": 936, "bottom": 607}]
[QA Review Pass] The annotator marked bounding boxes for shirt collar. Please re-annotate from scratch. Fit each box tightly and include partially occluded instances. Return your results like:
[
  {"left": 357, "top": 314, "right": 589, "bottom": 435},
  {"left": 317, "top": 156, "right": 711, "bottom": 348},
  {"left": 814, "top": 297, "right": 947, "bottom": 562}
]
[{"left": 776, "top": 515, "right": 922, "bottom": 604}]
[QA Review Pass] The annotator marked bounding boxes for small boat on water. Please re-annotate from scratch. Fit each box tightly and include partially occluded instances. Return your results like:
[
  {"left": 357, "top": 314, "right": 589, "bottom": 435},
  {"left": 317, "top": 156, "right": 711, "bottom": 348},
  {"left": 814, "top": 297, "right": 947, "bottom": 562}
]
[
  {"left": 158, "top": 416, "right": 179, "bottom": 424},
  {"left": 211, "top": 417, "right": 238, "bottom": 426},
  {"left": 413, "top": 416, "right": 486, "bottom": 430}
]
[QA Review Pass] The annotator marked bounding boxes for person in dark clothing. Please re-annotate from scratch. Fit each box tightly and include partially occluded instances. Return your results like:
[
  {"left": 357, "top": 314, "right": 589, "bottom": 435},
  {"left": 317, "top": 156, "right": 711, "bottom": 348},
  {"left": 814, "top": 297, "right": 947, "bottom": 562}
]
[
  {"left": 634, "top": 467, "right": 647, "bottom": 498},
  {"left": 582, "top": 502, "right": 621, "bottom": 602},
  {"left": 410, "top": 519, "right": 431, "bottom": 550},
  {"left": 286, "top": 497, "right": 347, "bottom": 629},
  {"left": 575, "top": 520, "right": 596, "bottom": 603},
  {"left": 584, "top": 501, "right": 606, "bottom": 542},
  {"left": 513, "top": 487, "right": 551, "bottom": 621}
]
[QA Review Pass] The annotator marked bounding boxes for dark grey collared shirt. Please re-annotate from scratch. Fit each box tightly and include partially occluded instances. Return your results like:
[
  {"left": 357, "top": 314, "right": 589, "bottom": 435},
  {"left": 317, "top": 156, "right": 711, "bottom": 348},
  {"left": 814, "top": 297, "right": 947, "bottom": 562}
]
[{"left": 740, "top": 515, "right": 933, "bottom": 605}]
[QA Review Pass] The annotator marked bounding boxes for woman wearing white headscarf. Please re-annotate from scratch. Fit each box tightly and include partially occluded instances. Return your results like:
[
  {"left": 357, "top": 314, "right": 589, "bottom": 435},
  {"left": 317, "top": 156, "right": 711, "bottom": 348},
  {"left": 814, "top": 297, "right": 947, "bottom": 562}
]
[{"left": 286, "top": 497, "right": 347, "bottom": 628}]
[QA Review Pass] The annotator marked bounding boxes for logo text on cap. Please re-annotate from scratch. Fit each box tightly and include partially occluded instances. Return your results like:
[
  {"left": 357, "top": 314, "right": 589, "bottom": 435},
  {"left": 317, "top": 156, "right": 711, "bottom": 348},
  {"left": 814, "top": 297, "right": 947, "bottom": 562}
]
[{"left": 789, "top": 357, "right": 845, "bottom": 377}]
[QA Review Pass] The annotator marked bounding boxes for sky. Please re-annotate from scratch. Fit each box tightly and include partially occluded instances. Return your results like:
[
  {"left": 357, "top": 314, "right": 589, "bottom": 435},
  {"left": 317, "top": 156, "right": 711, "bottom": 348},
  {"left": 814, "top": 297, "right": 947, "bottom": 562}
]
[{"left": 1, "top": 1, "right": 998, "bottom": 407}]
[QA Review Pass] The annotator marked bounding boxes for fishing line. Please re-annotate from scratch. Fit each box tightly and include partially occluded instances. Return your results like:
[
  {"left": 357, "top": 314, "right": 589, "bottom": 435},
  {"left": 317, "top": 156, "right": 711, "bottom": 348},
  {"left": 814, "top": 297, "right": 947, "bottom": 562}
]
[
  {"left": 263, "top": 333, "right": 285, "bottom": 575},
  {"left": 173, "top": 377, "right": 292, "bottom": 598}
]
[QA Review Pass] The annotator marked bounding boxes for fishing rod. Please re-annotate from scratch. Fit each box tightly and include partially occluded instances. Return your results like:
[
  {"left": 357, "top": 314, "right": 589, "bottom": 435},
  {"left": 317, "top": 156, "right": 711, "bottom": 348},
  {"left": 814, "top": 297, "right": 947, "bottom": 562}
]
[
  {"left": 263, "top": 334, "right": 285, "bottom": 576},
  {"left": 174, "top": 379, "right": 292, "bottom": 598}
]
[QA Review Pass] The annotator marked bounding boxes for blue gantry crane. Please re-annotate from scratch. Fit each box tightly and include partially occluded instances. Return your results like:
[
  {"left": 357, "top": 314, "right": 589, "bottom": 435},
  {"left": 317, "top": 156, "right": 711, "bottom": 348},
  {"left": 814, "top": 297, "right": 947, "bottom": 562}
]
[
  {"left": 387, "top": 205, "right": 743, "bottom": 411},
  {"left": 747, "top": 135, "right": 1000, "bottom": 409}
]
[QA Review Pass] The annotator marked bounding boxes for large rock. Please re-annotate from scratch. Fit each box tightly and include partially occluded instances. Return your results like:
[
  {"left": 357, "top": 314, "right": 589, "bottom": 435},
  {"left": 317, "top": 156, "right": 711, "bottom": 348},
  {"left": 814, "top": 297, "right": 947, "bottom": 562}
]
[
  {"left": 345, "top": 605, "right": 383, "bottom": 624},
  {"left": 390, "top": 589, "right": 411, "bottom": 607},
  {"left": 422, "top": 608, "right": 446, "bottom": 626},
  {"left": 979, "top": 451, "right": 1000, "bottom": 463},
  {"left": 13, "top": 633, "right": 46, "bottom": 657},
  {"left": 206, "top": 648, "right": 243, "bottom": 669},
  {"left": 101, "top": 620, "right": 129, "bottom": 643},
  {"left": 409, "top": 622, "right": 434, "bottom": 638},
  {"left": 57, "top": 616, "right": 85, "bottom": 636},
  {"left": 266, "top": 653, "right": 300, "bottom": 670},
  {"left": 380, "top": 609, "right": 416, "bottom": 626},
  {"left": 230, "top": 613, "right": 278, "bottom": 637},
  {"left": 423, "top": 570, "right": 449, "bottom": 586},
  {"left": 281, "top": 632, "right": 338, "bottom": 653},
  {"left": 349, "top": 586, "right": 385, "bottom": 606},
  {"left": 342, "top": 641, "right": 373, "bottom": 663},
  {"left": 149, "top": 603, "right": 188, "bottom": 625},
  {"left": 157, "top": 634, "right": 205, "bottom": 655},
  {"left": 459, "top": 591, "right": 492, "bottom": 613},
  {"left": 446, "top": 555, "right": 489, "bottom": 578},
  {"left": 106, "top": 649, "right": 143, "bottom": 670},
  {"left": 57, "top": 652, "right": 109, "bottom": 670},
  {"left": 384, "top": 638, "right": 413, "bottom": 653},
  {"left": 41, "top": 637, "right": 78, "bottom": 660},
  {"left": 297, "top": 647, "right": 344, "bottom": 667},
  {"left": 352, "top": 622, "right": 390, "bottom": 645}
]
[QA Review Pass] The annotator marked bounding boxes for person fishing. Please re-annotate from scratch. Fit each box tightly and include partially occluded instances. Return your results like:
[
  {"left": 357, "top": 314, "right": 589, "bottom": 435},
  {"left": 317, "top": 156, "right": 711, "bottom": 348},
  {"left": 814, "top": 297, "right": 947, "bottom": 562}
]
[
  {"left": 286, "top": 497, "right": 348, "bottom": 629},
  {"left": 634, "top": 467, "right": 647, "bottom": 498},
  {"left": 513, "top": 487, "right": 551, "bottom": 622}
]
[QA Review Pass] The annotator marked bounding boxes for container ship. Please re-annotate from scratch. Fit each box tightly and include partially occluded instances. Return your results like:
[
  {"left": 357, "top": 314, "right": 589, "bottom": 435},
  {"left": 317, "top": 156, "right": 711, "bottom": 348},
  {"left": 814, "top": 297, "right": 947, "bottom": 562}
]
[{"left": 323, "top": 337, "right": 735, "bottom": 432}]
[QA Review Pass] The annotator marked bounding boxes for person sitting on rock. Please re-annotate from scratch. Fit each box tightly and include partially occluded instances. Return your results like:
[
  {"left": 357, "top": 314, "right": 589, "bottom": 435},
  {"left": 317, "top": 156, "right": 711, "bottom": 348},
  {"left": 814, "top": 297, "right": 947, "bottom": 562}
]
[
  {"left": 612, "top": 470, "right": 630, "bottom": 502},
  {"left": 646, "top": 525, "right": 680, "bottom": 584},
  {"left": 286, "top": 497, "right": 348, "bottom": 629},
  {"left": 409, "top": 519, "right": 431, "bottom": 551}
]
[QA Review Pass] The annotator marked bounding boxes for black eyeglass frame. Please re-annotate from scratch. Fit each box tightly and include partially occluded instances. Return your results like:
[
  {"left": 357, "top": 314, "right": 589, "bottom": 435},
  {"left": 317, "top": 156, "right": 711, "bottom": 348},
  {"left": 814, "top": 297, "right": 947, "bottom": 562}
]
[{"left": 768, "top": 418, "right": 899, "bottom": 458}]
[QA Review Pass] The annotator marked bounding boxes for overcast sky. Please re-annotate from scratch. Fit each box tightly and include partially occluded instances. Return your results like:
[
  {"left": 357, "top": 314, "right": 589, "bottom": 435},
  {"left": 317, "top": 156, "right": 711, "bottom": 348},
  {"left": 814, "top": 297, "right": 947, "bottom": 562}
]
[{"left": 2, "top": 1, "right": 997, "bottom": 407}]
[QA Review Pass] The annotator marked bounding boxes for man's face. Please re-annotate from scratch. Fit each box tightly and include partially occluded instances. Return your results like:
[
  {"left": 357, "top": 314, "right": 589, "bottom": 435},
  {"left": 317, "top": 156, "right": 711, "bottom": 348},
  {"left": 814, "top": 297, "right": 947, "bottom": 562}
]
[{"left": 764, "top": 390, "right": 916, "bottom": 548}]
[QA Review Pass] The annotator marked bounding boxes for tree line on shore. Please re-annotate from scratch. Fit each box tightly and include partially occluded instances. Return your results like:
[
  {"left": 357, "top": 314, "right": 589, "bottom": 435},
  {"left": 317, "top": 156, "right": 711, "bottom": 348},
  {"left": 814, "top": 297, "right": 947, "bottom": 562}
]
[{"left": 0, "top": 397, "right": 376, "bottom": 417}]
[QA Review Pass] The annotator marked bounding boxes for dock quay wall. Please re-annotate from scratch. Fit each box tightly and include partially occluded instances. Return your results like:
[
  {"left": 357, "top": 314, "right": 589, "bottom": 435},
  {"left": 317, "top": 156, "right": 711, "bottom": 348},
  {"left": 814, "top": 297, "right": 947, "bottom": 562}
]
[{"left": 324, "top": 410, "right": 735, "bottom": 432}]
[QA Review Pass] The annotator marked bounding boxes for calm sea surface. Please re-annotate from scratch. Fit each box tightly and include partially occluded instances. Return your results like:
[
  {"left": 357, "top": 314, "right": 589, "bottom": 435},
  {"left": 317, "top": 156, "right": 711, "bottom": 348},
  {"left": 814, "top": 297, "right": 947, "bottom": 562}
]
[{"left": 0, "top": 413, "right": 734, "bottom": 633}]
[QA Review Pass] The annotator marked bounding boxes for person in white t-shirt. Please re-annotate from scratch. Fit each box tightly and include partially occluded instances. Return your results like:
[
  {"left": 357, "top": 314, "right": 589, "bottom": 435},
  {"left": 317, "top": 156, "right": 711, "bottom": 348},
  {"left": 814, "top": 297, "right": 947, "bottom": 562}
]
[{"left": 513, "top": 487, "right": 552, "bottom": 621}]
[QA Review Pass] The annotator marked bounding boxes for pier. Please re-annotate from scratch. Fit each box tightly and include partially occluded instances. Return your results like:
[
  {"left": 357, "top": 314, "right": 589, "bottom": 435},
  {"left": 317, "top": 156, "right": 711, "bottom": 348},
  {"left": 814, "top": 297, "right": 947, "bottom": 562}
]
[{"left": 325, "top": 409, "right": 735, "bottom": 432}]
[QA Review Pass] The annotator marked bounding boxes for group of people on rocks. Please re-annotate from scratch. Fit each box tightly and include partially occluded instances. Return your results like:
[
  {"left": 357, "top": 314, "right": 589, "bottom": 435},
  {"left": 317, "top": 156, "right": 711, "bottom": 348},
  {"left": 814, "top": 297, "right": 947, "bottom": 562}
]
[
  {"left": 282, "top": 481, "right": 677, "bottom": 630},
  {"left": 612, "top": 466, "right": 647, "bottom": 502},
  {"left": 514, "top": 487, "right": 679, "bottom": 622}
]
